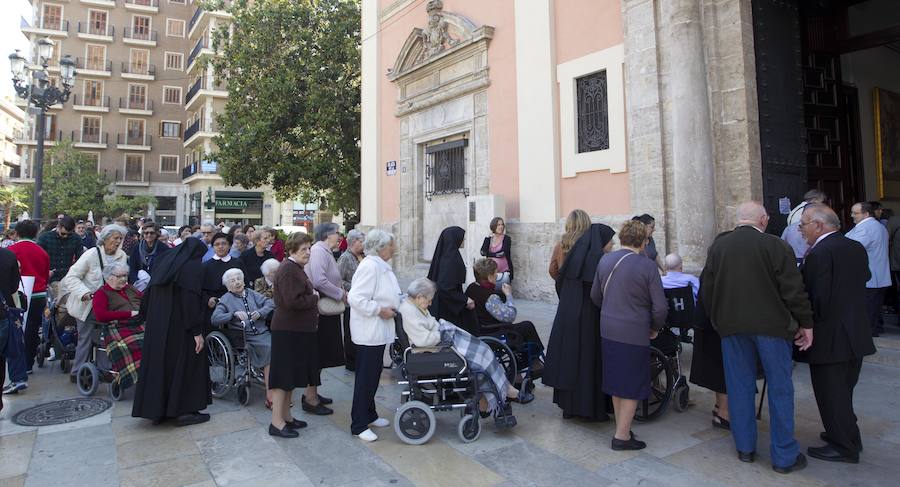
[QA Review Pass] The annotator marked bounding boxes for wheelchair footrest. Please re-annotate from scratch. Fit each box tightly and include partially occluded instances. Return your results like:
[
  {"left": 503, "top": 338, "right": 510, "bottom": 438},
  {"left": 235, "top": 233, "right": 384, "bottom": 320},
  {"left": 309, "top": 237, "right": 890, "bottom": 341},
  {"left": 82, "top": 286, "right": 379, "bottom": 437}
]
[{"left": 494, "top": 403, "right": 517, "bottom": 429}]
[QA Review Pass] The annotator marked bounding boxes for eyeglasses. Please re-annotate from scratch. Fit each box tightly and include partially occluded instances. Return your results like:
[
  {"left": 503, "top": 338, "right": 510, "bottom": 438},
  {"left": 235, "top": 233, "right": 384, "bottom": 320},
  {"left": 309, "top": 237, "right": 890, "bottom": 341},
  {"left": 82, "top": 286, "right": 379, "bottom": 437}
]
[{"left": 143, "top": 231, "right": 157, "bottom": 235}]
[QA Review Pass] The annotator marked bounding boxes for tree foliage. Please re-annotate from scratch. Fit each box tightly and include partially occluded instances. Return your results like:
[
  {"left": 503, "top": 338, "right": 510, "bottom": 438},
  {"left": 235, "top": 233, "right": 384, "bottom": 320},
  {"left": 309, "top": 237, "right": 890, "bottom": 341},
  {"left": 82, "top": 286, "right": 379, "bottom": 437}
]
[
  {"left": 212, "top": 0, "right": 361, "bottom": 218},
  {"left": 0, "top": 185, "right": 29, "bottom": 227}
]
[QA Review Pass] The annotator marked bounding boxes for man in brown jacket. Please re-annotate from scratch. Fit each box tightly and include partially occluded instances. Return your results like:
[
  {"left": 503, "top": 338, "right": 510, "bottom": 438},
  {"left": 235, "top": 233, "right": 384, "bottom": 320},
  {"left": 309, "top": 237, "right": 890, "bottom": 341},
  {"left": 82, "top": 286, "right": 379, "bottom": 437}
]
[{"left": 701, "top": 202, "right": 814, "bottom": 474}]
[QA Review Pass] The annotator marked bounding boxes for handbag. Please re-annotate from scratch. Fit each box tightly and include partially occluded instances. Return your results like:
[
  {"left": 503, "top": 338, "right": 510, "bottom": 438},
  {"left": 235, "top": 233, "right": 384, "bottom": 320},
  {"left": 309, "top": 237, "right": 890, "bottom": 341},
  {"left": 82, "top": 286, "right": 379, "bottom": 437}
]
[{"left": 317, "top": 296, "right": 345, "bottom": 316}]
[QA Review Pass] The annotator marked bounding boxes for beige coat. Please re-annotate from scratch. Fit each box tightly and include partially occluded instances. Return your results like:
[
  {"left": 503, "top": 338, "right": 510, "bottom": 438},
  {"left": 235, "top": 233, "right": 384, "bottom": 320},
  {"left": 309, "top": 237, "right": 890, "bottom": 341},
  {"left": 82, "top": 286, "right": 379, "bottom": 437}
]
[{"left": 62, "top": 246, "right": 128, "bottom": 321}]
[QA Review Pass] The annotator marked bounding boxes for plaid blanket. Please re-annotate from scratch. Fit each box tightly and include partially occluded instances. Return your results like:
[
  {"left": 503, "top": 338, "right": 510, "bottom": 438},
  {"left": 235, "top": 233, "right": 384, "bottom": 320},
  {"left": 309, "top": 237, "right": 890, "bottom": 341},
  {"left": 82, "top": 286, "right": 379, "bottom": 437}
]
[
  {"left": 439, "top": 320, "right": 511, "bottom": 414},
  {"left": 103, "top": 323, "right": 144, "bottom": 390}
]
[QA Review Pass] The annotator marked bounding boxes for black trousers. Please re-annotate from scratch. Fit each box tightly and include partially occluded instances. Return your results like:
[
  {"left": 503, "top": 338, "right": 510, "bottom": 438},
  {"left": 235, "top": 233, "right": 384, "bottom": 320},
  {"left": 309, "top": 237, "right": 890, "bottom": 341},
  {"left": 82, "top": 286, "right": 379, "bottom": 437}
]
[
  {"left": 24, "top": 296, "right": 47, "bottom": 370},
  {"left": 342, "top": 308, "right": 356, "bottom": 370},
  {"left": 810, "top": 358, "right": 864, "bottom": 456},
  {"left": 350, "top": 344, "right": 385, "bottom": 435},
  {"left": 865, "top": 287, "right": 886, "bottom": 335}
]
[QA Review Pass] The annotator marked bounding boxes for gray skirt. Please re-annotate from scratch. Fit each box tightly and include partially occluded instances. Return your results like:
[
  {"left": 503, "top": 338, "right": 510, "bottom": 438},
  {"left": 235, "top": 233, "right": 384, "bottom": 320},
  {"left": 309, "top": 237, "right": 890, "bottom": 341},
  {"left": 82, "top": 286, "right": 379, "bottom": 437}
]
[{"left": 245, "top": 332, "right": 272, "bottom": 369}]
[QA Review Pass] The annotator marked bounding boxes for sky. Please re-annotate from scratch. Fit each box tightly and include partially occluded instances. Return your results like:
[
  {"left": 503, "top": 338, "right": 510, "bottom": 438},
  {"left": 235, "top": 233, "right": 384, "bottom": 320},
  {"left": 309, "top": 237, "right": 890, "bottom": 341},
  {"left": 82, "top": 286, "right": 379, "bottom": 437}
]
[{"left": 0, "top": 0, "right": 35, "bottom": 99}]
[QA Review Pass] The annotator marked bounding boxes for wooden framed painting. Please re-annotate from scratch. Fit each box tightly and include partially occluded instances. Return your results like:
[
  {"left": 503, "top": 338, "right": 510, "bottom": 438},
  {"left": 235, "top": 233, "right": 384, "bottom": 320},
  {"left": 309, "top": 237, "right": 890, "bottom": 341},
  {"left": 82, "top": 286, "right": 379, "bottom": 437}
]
[{"left": 875, "top": 87, "right": 900, "bottom": 199}]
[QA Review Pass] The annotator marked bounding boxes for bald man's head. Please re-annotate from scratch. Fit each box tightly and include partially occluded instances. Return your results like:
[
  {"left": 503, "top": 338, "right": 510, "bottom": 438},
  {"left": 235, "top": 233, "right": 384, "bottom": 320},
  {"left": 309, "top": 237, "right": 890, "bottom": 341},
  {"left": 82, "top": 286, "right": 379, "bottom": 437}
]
[
  {"left": 736, "top": 201, "right": 769, "bottom": 231},
  {"left": 800, "top": 203, "right": 840, "bottom": 245}
]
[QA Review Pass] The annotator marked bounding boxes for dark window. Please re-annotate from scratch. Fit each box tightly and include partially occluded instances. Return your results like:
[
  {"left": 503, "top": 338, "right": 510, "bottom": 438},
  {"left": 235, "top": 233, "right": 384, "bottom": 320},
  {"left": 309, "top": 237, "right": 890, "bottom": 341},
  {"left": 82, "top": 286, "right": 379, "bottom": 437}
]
[
  {"left": 576, "top": 70, "right": 609, "bottom": 153},
  {"left": 425, "top": 139, "right": 468, "bottom": 200}
]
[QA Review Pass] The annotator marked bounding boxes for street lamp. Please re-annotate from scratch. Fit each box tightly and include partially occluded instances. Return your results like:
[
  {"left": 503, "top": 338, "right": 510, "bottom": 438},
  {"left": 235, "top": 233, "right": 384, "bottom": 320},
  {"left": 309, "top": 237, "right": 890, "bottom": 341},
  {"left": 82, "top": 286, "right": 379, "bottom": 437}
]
[{"left": 9, "top": 38, "right": 77, "bottom": 223}]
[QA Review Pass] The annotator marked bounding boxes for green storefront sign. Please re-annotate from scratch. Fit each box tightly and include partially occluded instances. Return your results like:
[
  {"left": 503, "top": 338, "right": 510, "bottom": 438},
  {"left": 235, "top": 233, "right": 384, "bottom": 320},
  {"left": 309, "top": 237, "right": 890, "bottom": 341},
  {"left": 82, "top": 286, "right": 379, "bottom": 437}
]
[{"left": 216, "top": 198, "right": 250, "bottom": 209}]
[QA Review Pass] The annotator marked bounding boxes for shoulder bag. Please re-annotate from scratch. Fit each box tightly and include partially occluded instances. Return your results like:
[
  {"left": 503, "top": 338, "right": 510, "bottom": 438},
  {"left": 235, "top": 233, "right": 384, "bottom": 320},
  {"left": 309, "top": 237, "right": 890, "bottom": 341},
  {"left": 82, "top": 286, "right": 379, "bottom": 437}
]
[{"left": 601, "top": 252, "right": 634, "bottom": 302}]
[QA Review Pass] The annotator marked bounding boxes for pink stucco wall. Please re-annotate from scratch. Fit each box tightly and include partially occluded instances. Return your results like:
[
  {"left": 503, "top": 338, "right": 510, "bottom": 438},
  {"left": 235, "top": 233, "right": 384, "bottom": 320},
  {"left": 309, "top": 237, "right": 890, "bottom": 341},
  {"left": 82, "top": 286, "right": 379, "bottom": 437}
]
[{"left": 555, "top": 0, "right": 630, "bottom": 217}]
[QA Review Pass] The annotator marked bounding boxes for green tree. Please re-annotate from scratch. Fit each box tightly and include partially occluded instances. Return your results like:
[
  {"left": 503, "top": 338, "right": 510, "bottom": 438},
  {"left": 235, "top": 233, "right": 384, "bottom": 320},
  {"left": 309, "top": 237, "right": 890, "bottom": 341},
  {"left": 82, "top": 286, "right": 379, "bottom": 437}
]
[
  {"left": 0, "top": 185, "right": 29, "bottom": 227},
  {"left": 41, "top": 140, "right": 112, "bottom": 219},
  {"left": 212, "top": 0, "right": 361, "bottom": 218},
  {"left": 103, "top": 194, "right": 158, "bottom": 219}
]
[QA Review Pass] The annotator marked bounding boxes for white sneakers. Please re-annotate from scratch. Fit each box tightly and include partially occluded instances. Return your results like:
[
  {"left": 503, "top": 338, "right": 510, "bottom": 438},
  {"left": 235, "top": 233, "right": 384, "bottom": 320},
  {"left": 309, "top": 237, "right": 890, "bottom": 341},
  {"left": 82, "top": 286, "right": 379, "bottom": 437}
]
[
  {"left": 357, "top": 429, "right": 378, "bottom": 442},
  {"left": 356, "top": 418, "right": 390, "bottom": 442}
]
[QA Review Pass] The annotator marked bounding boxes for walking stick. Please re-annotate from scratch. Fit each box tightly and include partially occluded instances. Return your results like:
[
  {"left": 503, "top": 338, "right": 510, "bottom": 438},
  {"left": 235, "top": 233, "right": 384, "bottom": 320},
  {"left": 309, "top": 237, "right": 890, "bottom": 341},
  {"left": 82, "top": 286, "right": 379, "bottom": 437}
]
[{"left": 756, "top": 379, "right": 767, "bottom": 420}]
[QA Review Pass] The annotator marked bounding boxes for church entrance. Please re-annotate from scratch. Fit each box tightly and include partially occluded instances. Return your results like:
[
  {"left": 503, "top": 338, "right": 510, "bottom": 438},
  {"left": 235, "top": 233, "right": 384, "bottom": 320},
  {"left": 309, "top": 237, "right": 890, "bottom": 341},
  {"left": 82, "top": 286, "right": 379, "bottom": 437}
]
[{"left": 753, "top": 0, "right": 900, "bottom": 234}]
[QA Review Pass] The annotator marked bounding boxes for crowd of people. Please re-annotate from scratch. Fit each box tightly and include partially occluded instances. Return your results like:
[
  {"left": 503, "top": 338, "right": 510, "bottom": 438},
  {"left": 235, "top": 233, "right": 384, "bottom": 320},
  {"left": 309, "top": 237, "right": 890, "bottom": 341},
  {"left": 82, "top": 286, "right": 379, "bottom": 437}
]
[{"left": 0, "top": 197, "right": 885, "bottom": 473}]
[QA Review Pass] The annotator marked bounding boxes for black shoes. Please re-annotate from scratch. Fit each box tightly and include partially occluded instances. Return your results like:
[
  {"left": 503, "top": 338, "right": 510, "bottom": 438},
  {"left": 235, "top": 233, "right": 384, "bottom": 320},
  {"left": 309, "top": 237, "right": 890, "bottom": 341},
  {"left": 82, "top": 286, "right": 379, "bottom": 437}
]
[
  {"left": 819, "top": 431, "right": 863, "bottom": 452},
  {"left": 317, "top": 394, "right": 333, "bottom": 405},
  {"left": 301, "top": 396, "right": 334, "bottom": 415},
  {"left": 285, "top": 417, "right": 308, "bottom": 429},
  {"left": 737, "top": 450, "right": 756, "bottom": 463},
  {"left": 611, "top": 436, "right": 647, "bottom": 451},
  {"left": 807, "top": 445, "right": 859, "bottom": 464},
  {"left": 269, "top": 423, "right": 299, "bottom": 438},
  {"left": 175, "top": 412, "right": 210, "bottom": 427},
  {"left": 773, "top": 453, "right": 807, "bottom": 474}
]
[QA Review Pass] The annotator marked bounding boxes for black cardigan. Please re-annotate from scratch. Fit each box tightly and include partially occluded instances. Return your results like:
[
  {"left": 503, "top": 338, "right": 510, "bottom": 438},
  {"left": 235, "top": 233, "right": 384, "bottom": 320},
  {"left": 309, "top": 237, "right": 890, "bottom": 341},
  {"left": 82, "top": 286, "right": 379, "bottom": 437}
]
[{"left": 480, "top": 235, "right": 514, "bottom": 281}]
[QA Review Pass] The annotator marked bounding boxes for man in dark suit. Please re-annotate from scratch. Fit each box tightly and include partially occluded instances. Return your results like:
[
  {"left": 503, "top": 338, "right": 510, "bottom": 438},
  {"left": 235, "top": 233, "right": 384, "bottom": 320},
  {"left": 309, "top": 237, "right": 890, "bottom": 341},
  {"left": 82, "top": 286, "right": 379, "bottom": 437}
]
[
  {"left": 701, "top": 202, "right": 813, "bottom": 474},
  {"left": 797, "top": 204, "right": 877, "bottom": 463}
]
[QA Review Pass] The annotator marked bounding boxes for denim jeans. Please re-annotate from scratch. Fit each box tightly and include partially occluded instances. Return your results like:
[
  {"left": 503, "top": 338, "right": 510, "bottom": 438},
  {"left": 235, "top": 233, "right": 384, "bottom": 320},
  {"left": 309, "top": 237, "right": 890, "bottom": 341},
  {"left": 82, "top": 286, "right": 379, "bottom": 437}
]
[{"left": 721, "top": 334, "right": 799, "bottom": 468}]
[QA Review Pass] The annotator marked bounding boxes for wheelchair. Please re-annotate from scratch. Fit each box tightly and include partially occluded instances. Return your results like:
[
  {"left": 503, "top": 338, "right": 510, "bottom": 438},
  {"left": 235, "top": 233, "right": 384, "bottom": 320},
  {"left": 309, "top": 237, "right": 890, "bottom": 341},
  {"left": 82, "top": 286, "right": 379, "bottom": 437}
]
[
  {"left": 392, "top": 314, "right": 516, "bottom": 445},
  {"left": 35, "top": 287, "right": 77, "bottom": 374},
  {"left": 75, "top": 322, "right": 133, "bottom": 401},
  {"left": 206, "top": 322, "right": 267, "bottom": 406},
  {"left": 634, "top": 285, "right": 694, "bottom": 422}
]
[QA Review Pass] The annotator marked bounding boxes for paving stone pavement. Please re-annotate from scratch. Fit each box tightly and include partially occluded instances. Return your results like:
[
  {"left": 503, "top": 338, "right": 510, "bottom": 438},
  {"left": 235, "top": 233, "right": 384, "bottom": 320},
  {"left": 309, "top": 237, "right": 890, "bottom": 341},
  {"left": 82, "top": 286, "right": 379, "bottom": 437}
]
[{"left": 2, "top": 301, "right": 900, "bottom": 487}]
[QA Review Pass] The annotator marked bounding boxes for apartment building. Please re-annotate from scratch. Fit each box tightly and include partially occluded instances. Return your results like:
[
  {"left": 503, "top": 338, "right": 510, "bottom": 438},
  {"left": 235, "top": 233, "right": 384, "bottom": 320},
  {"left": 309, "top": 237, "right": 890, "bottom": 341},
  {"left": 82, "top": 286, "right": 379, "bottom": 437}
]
[
  {"left": 1, "top": 97, "right": 26, "bottom": 184},
  {"left": 12, "top": 0, "right": 301, "bottom": 226}
]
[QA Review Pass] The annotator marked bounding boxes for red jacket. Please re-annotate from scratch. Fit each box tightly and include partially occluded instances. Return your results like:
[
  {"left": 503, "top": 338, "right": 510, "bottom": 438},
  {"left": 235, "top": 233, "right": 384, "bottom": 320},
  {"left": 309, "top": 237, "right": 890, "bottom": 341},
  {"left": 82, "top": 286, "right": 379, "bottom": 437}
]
[{"left": 10, "top": 240, "right": 50, "bottom": 293}]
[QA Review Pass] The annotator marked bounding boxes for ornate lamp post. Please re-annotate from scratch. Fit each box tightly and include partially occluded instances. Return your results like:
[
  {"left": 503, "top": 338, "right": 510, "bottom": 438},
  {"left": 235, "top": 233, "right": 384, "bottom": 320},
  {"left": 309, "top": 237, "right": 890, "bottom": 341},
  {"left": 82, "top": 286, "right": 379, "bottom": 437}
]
[{"left": 9, "top": 38, "right": 77, "bottom": 223}]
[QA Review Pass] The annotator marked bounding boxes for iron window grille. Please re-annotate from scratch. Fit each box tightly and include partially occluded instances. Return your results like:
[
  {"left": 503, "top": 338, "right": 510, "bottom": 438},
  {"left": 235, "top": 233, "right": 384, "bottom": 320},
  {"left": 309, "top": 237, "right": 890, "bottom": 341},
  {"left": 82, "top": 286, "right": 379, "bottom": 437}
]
[
  {"left": 576, "top": 70, "right": 610, "bottom": 153},
  {"left": 425, "top": 139, "right": 469, "bottom": 200}
]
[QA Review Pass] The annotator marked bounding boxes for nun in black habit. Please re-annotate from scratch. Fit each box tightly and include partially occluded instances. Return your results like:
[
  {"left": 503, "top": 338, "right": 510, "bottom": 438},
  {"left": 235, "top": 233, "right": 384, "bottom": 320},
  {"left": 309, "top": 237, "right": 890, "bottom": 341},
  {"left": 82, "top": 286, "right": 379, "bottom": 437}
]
[
  {"left": 543, "top": 223, "right": 615, "bottom": 421},
  {"left": 201, "top": 232, "right": 245, "bottom": 332},
  {"left": 427, "top": 226, "right": 479, "bottom": 335},
  {"left": 132, "top": 237, "right": 212, "bottom": 426}
]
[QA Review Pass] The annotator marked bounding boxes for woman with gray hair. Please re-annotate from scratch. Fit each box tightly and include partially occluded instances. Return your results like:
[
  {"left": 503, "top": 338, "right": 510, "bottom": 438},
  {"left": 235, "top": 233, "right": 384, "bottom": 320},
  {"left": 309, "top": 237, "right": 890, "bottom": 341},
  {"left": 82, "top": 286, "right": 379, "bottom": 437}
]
[
  {"left": 337, "top": 229, "right": 365, "bottom": 370},
  {"left": 301, "top": 222, "right": 345, "bottom": 414},
  {"left": 398, "top": 277, "right": 519, "bottom": 422},
  {"left": 347, "top": 229, "right": 401, "bottom": 442},
  {"left": 62, "top": 223, "right": 129, "bottom": 382},
  {"left": 254, "top": 258, "right": 281, "bottom": 299},
  {"left": 91, "top": 261, "right": 144, "bottom": 392}
]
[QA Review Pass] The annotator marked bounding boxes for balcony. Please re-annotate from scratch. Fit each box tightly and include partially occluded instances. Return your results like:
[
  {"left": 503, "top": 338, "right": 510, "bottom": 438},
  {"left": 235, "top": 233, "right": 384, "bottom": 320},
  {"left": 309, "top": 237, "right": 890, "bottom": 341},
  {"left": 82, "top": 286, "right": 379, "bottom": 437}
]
[
  {"left": 116, "top": 133, "right": 152, "bottom": 151},
  {"left": 186, "top": 36, "right": 212, "bottom": 72},
  {"left": 189, "top": 1, "right": 232, "bottom": 40},
  {"left": 185, "top": 76, "right": 227, "bottom": 110},
  {"left": 120, "top": 62, "right": 156, "bottom": 80},
  {"left": 74, "top": 57, "right": 112, "bottom": 77},
  {"left": 118, "top": 98, "right": 154, "bottom": 116},
  {"left": 182, "top": 160, "right": 219, "bottom": 182},
  {"left": 15, "top": 129, "right": 63, "bottom": 146},
  {"left": 80, "top": 0, "right": 116, "bottom": 6},
  {"left": 76, "top": 22, "right": 114, "bottom": 42},
  {"left": 22, "top": 18, "right": 69, "bottom": 38},
  {"left": 122, "top": 28, "right": 158, "bottom": 47},
  {"left": 108, "top": 167, "right": 152, "bottom": 186},
  {"left": 124, "top": 0, "right": 159, "bottom": 13},
  {"left": 71, "top": 130, "right": 108, "bottom": 149},
  {"left": 183, "top": 118, "right": 218, "bottom": 148},
  {"left": 72, "top": 94, "right": 110, "bottom": 112}
]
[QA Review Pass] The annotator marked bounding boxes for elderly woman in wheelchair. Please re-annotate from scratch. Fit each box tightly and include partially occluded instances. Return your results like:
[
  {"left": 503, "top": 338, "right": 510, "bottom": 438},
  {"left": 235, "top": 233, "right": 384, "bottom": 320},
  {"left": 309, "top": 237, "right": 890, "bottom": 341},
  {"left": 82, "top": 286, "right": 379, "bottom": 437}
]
[
  {"left": 399, "top": 278, "right": 521, "bottom": 421},
  {"left": 210, "top": 268, "right": 274, "bottom": 406}
]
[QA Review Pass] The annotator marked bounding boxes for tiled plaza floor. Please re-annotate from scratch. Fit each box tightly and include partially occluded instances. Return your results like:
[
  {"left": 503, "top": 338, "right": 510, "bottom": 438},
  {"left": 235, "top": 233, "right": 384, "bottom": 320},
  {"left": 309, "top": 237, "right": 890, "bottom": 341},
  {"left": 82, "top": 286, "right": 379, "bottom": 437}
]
[{"left": 2, "top": 301, "right": 900, "bottom": 487}]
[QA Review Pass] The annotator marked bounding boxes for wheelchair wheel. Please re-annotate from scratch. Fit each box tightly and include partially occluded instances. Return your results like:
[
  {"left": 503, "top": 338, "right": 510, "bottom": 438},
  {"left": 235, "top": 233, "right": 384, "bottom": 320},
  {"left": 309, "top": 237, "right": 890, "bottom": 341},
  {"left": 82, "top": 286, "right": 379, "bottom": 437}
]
[
  {"left": 633, "top": 347, "right": 673, "bottom": 422},
  {"left": 673, "top": 384, "right": 690, "bottom": 412},
  {"left": 76, "top": 363, "right": 99, "bottom": 397},
  {"left": 394, "top": 401, "right": 436, "bottom": 445},
  {"left": 457, "top": 414, "right": 481, "bottom": 443},
  {"left": 237, "top": 383, "right": 251, "bottom": 406},
  {"left": 109, "top": 380, "right": 124, "bottom": 401},
  {"left": 206, "top": 331, "right": 234, "bottom": 398},
  {"left": 480, "top": 337, "right": 517, "bottom": 383},
  {"left": 36, "top": 343, "right": 46, "bottom": 368}
]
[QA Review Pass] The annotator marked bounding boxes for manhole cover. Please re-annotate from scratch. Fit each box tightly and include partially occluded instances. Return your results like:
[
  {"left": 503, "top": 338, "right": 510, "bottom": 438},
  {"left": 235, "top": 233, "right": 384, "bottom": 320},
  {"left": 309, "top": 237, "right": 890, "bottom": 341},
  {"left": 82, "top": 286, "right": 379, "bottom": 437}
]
[{"left": 12, "top": 397, "right": 112, "bottom": 427}]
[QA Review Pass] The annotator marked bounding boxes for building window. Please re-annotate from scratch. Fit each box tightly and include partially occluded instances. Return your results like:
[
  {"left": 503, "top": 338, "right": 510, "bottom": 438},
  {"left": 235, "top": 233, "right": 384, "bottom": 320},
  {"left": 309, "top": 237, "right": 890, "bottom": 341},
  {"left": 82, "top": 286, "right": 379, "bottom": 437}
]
[
  {"left": 129, "top": 49, "right": 150, "bottom": 74},
  {"left": 160, "top": 121, "right": 181, "bottom": 138},
  {"left": 575, "top": 70, "right": 609, "bottom": 153},
  {"left": 126, "top": 119, "right": 145, "bottom": 145},
  {"left": 124, "top": 154, "right": 144, "bottom": 181},
  {"left": 166, "top": 18, "right": 185, "bottom": 37},
  {"left": 132, "top": 15, "right": 151, "bottom": 41},
  {"left": 81, "top": 116, "right": 101, "bottom": 143},
  {"left": 42, "top": 4, "right": 63, "bottom": 31},
  {"left": 83, "top": 80, "right": 103, "bottom": 106},
  {"left": 82, "top": 152, "right": 101, "bottom": 172},
  {"left": 160, "top": 155, "right": 178, "bottom": 173},
  {"left": 127, "top": 84, "right": 147, "bottom": 109},
  {"left": 424, "top": 139, "right": 468, "bottom": 200},
  {"left": 164, "top": 52, "right": 183, "bottom": 71},
  {"left": 88, "top": 10, "right": 107, "bottom": 35},
  {"left": 168, "top": 0, "right": 187, "bottom": 4},
  {"left": 163, "top": 86, "right": 182, "bottom": 104},
  {"left": 85, "top": 44, "right": 106, "bottom": 71}
]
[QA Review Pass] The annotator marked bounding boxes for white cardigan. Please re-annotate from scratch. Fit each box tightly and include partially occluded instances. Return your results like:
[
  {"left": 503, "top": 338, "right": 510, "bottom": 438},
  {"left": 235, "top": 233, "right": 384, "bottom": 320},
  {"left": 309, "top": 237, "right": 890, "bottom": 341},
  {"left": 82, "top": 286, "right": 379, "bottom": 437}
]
[
  {"left": 348, "top": 255, "right": 401, "bottom": 346},
  {"left": 61, "top": 246, "right": 128, "bottom": 321}
]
